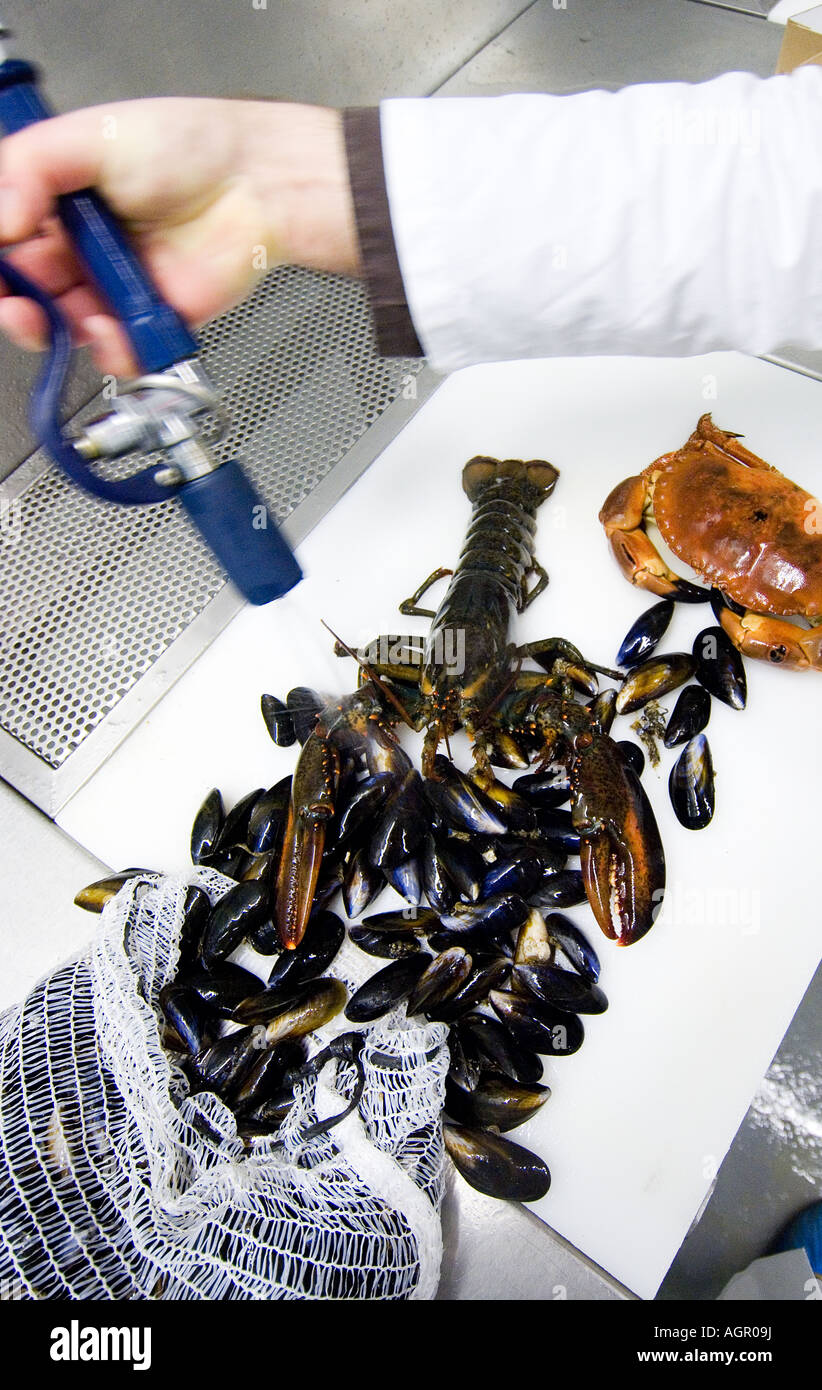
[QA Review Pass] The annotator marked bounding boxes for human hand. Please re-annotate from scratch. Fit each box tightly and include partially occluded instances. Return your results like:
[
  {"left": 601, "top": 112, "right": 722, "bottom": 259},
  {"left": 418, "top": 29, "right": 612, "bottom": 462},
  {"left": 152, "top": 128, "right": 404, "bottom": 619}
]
[{"left": 0, "top": 97, "right": 359, "bottom": 375}]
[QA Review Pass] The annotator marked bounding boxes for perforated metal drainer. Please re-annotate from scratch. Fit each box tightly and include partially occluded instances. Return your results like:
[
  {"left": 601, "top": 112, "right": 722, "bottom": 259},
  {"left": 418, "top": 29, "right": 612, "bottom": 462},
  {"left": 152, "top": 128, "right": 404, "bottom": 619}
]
[{"left": 0, "top": 266, "right": 437, "bottom": 814}]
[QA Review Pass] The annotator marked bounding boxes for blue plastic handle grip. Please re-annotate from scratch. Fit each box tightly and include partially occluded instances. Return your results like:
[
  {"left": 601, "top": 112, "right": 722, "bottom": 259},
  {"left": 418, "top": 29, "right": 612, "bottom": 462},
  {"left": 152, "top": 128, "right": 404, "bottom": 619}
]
[
  {"left": 179, "top": 460, "right": 303, "bottom": 604},
  {"left": 0, "top": 59, "right": 198, "bottom": 372}
]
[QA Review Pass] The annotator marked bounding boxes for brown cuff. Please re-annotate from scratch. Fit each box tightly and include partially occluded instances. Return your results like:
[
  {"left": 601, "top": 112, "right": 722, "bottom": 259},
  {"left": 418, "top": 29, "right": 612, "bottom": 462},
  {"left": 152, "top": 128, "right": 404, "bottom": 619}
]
[{"left": 343, "top": 106, "right": 423, "bottom": 358}]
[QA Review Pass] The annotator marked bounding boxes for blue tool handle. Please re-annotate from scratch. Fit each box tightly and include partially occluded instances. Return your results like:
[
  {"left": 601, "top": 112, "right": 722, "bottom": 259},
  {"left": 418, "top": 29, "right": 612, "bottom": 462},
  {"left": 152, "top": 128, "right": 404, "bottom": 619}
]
[
  {"left": 0, "top": 59, "right": 198, "bottom": 372},
  {"left": 179, "top": 460, "right": 303, "bottom": 604}
]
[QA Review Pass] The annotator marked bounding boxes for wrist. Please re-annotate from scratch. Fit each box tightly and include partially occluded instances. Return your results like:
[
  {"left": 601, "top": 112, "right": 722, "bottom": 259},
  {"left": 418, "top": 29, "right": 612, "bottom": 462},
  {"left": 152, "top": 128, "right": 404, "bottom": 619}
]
[{"left": 238, "top": 101, "right": 361, "bottom": 276}]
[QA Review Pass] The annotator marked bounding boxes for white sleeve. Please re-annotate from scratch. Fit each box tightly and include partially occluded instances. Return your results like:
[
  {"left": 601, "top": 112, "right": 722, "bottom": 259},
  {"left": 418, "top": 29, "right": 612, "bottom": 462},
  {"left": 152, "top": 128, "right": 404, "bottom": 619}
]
[{"left": 379, "top": 71, "right": 822, "bottom": 371}]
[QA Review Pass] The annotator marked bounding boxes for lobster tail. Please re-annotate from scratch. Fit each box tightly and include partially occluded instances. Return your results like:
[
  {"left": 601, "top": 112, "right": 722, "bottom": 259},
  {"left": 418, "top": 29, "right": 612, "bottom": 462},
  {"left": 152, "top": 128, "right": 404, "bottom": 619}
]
[{"left": 463, "top": 457, "right": 559, "bottom": 506}]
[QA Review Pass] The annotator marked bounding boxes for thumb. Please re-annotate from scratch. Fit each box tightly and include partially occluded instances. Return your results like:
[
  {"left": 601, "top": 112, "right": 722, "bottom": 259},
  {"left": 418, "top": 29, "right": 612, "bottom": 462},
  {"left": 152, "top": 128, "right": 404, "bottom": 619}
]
[{"left": 0, "top": 107, "right": 109, "bottom": 241}]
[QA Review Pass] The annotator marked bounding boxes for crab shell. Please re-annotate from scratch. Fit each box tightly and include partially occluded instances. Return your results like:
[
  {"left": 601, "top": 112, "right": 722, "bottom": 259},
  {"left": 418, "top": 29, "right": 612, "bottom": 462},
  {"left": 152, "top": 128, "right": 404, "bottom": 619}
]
[{"left": 648, "top": 416, "right": 822, "bottom": 618}]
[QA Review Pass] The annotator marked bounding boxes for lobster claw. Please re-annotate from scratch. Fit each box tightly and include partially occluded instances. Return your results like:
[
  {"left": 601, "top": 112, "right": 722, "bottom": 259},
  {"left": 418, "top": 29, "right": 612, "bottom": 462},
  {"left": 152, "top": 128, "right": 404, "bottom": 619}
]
[
  {"left": 274, "top": 732, "right": 340, "bottom": 950},
  {"left": 571, "top": 735, "right": 665, "bottom": 946}
]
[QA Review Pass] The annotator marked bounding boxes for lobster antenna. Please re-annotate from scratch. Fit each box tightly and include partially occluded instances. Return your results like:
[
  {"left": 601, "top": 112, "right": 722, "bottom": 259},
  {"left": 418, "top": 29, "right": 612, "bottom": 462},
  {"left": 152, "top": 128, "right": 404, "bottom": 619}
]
[{"left": 320, "top": 620, "right": 416, "bottom": 729}]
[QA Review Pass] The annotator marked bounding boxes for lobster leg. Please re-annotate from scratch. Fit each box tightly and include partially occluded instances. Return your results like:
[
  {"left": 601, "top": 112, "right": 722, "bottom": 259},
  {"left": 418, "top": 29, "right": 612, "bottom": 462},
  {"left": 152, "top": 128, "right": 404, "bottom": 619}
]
[{"left": 399, "top": 568, "right": 454, "bottom": 618}]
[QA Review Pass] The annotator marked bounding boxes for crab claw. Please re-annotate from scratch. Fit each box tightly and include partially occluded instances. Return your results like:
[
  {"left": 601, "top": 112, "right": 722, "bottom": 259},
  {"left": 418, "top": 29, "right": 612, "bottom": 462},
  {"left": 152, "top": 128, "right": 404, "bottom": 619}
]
[
  {"left": 572, "top": 734, "right": 666, "bottom": 946},
  {"left": 274, "top": 732, "right": 340, "bottom": 950}
]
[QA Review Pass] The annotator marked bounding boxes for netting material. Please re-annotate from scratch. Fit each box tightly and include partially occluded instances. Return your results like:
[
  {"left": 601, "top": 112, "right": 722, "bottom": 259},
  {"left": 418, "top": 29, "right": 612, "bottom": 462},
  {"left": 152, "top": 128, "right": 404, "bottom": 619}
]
[{"left": 0, "top": 872, "right": 449, "bottom": 1300}]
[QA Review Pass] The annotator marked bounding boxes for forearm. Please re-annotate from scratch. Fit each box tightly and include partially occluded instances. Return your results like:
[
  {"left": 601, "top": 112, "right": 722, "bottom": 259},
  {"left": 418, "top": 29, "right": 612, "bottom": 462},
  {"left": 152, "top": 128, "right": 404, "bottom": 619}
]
[{"left": 345, "top": 70, "right": 822, "bottom": 369}]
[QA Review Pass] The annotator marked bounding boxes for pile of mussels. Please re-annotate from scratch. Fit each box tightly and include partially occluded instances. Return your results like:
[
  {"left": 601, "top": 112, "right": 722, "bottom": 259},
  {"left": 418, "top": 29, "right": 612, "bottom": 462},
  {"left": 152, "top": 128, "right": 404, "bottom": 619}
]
[
  {"left": 74, "top": 593, "right": 741, "bottom": 1207},
  {"left": 615, "top": 587, "right": 749, "bottom": 832},
  {"left": 77, "top": 691, "right": 616, "bottom": 1206}
]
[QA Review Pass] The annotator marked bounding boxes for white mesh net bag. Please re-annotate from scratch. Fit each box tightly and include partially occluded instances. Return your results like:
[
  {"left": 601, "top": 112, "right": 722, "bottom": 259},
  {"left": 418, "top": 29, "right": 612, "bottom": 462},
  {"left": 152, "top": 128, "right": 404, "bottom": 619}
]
[{"left": 0, "top": 871, "right": 449, "bottom": 1300}]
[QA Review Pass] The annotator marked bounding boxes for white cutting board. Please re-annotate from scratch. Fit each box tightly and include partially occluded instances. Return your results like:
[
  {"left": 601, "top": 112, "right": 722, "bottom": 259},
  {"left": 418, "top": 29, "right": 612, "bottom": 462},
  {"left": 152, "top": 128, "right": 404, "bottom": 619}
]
[{"left": 59, "top": 351, "right": 822, "bottom": 1299}]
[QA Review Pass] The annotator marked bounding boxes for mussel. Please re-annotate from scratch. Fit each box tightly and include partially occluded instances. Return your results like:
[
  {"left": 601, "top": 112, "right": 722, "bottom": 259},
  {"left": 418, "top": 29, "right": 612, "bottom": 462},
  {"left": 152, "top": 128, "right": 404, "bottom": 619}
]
[
  {"left": 663, "top": 684, "right": 711, "bottom": 749},
  {"left": 668, "top": 732, "right": 715, "bottom": 830},
  {"left": 445, "top": 1074, "right": 551, "bottom": 1133},
  {"left": 692, "top": 627, "right": 747, "bottom": 710},
  {"left": 616, "top": 599, "right": 674, "bottom": 667},
  {"left": 615, "top": 652, "right": 695, "bottom": 715},
  {"left": 443, "top": 1123, "right": 551, "bottom": 1203}
]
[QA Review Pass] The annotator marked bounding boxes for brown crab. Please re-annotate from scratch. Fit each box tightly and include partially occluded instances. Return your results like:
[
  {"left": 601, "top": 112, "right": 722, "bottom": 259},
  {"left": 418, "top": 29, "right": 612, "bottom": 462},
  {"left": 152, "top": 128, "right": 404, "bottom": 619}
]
[{"left": 599, "top": 414, "right": 822, "bottom": 671}]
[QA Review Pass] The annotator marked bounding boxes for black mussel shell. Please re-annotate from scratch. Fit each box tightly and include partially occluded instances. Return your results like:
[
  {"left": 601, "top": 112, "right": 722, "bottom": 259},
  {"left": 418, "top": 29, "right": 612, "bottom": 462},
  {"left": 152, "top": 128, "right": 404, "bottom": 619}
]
[
  {"left": 406, "top": 946, "right": 473, "bottom": 1016},
  {"left": 437, "top": 837, "right": 485, "bottom": 902},
  {"left": 180, "top": 962, "right": 265, "bottom": 1018},
  {"left": 193, "top": 1026, "right": 258, "bottom": 1095},
  {"left": 419, "top": 833, "right": 457, "bottom": 915},
  {"left": 544, "top": 912, "right": 601, "bottom": 983},
  {"left": 159, "top": 984, "right": 215, "bottom": 1055},
  {"left": 615, "top": 652, "right": 696, "bottom": 715},
  {"left": 528, "top": 869, "right": 586, "bottom": 911},
  {"left": 424, "top": 757, "right": 507, "bottom": 836},
  {"left": 448, "top": 1028, "right": 483, "bottom": 1093},
  {"left": 265, "top": 911, "right": 345, "bottom": 994},
  {"left": 232, "top": 1039, "right": 308, "bottom": 1114},
  {"left": 514, "top": 962, "right": 608, "bottom": 1015},
  {"left": 76, "top": 869, "right": 159, "bottom": 914},
  {"left": 663, "top": 684, "right": 711, "bottom": 749},
  {"left": 200, "top": 881, "right": 270, "bottom": 967},
  {"left": 246, "top": 917, "right": 282, "bottom": 955},
  {"left": 233, "top": 974, "right": 341, "bottom": 1024},
  {"left": 204, "top": 846, "right": 252, "bottom": 881},
  {"left": 692, "top": 626, "right": 747, "bottom": 710},
  {"left": 439, "top": 892, "right": 530, "bottom": 938},
  {"left": 457, "top": 1013, "right": 543, "bottom": 1085},
  {"left": 532, "top": 807, "right": 580, "bottom": 855},
  {"left": 176, "top": 885, "right": 212, "bottom": 966},
  {"left": 489, "top": 988, "right": 585, "bottom": 1057},
  {"left": 468, "top": 773, "right": 536, "bottom": 834},
  {"left": 286, "top": 687, "right": 325, "bottom": 744},
  {"left": 342, "top": 847, "right": 386, "bottom": 918},
  {"left": 443, "top": 1123, "right": 551, "bottom": 1203},
  {"left": 348, "top": 924, "right": 422, "bottom": 959},
  {"left": 260, "top": 693, "right": 296, "bottom": 747},
  {"left": 668, "top": 732, "right": 715, "bottom": 830},
  {"left": 386, "top": 855, "right": 422, "bottom": 905},
  {"left": 336, "top": 772, "right": 395, "bottom": 846},
  {"left": 190, "top": 789, "right": 224, "bottom": 865},
  {"left": 425, "top": 956, "right": 512, "bottom": 1022},
  {"left": 240, "top": 851, "right": 275, "bottom": 883},
  {"left": 214, "top": 787, "right": 264, "bottom": 854},
  {"left": 587, "top": 687, "right": 618, "bottom": 735},
  {"left": 369, "top": 770, "right": 429, "bottom": 871},
  {"left": 344, "top": 954, "right": 431, "bottom": 1023},
  {"left": 360, "top": 907, "right": 437, "bottom": 934},
  {"left": 244, "top": 1083, "right": 297, "bottom": 1130},
  {"left": 444, "top": 1074, "right": 550, "bottom": 1133},
  {"left": 246, "top": 777, "right": 292, "bottom": 855},
  {"left": 615, "top": 739, "right": 645, "bottom": 778},
  {"left": 481, "top": 849, "right": 544, "bottom": 901},
  {"left": 240, "top": 979, "right": 348, "bottom": 1048},
  {"left": 616, "top": 600, "right": 674, "bottom": 668}
]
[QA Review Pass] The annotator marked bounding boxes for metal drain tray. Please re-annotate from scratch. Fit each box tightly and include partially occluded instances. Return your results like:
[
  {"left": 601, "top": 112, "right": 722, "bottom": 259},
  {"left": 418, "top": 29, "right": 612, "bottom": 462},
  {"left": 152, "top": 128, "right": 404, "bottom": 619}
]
[{"left": 0, "top": 266, "right": 436, "bottom": 815}]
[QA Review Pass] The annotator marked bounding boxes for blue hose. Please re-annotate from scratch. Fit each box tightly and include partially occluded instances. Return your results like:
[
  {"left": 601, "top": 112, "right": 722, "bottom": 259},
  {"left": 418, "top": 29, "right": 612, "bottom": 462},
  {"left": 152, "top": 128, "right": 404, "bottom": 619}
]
[{"left": 0, "top": 252, "right": 175, "bottom": 503}]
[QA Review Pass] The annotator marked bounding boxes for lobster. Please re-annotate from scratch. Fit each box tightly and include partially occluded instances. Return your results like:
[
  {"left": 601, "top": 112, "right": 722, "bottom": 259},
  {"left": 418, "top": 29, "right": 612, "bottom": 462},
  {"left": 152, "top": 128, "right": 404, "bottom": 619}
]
[{"left": 273, "top": 457, "right": 666, "bottom": 950}]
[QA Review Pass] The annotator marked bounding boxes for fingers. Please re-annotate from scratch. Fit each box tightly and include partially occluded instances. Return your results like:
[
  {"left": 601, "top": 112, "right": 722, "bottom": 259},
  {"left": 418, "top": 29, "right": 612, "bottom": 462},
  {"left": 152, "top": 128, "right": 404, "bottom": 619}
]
[
  {"left": 0, "top": 109, "right": 110, "bottom": 241},
  {"left": 0, "top": 279, "right": 139, "bottom": 374}
]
